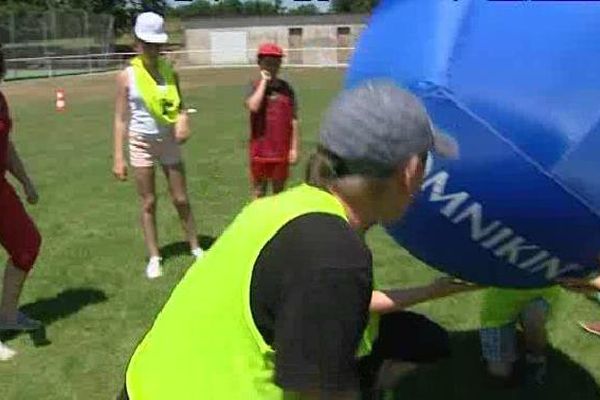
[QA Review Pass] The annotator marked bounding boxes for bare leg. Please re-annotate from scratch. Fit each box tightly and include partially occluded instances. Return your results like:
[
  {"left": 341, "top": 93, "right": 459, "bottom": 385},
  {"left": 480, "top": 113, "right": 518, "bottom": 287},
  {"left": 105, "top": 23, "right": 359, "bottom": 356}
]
[
  {"left": 0, "top": 260, "right": 40, "bottom": 330},
  {"left": 0, "top": 260, "right": 26, "bottom": 322},
  {"left": 162, "top": 163, "right": 199, "bottom": 251},
  {"left": 133, "top": 167, "right": 159, "bottom": 258},
  {"left": 486, "top": 361, "right": 514, "bottom": 379},
  {"left": 376, "top": 360, "right": 417, "bottom": 390},
  {"left": 272, "top": 179, "right": 286, "bottom": 195},
  {"left": 521, "top": 302, "right": 548, "bottom": 356},
  {"left": 521, "top": 301, "right": 548, "bottom": 385},
  {"left": 252, "top": 180, "right": 268, "bottom": 199}
]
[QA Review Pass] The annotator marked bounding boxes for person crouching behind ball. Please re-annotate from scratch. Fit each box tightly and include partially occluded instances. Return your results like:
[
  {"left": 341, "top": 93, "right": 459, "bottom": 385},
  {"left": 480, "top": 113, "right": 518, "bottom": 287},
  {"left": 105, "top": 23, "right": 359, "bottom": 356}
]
[
  {"left": 0, "top": 42, "right": 43, "bottom": 360},
  {"left": 479, "top": 286, "right": 560, "bottom": 387},
  {"left": 119, "top": 81, "right": 481, "bottom": 400},
  {"left": 244, "top": 43, "right": 300, "bottom": 199},
  {"left": 481, "top": 269, "right": 600, "bottom": 387}
]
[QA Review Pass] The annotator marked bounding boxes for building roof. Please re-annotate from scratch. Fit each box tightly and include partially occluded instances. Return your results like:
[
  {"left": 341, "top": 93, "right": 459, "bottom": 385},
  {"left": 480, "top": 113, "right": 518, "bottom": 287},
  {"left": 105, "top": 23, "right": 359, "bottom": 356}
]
[{"left": 182, "top": 13, "right": 369, "bottom": 30}]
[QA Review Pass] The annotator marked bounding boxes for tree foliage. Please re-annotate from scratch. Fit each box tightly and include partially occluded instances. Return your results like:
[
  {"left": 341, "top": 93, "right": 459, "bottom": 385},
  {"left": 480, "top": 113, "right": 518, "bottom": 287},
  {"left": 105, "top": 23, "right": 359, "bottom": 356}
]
[
  {"left": 171, "top": 0, "right": 284, "bottom": 18},
  {"left": 0, "top": 0, "right": 169, "bottom": 34},
  {"left": 331, "top": 0, "right": 378, "bottom": 13},
  {"left": 286, "top": 4, "right": 320, "bottom": 16},
  {"left": 0, "top": 0, "right": 373, "bottom": 37}
]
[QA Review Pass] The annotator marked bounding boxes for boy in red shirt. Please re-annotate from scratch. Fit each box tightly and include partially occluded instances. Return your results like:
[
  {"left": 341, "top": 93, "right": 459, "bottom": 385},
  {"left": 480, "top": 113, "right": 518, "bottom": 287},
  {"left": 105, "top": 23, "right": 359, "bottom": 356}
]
[
  {"left": 0, "top": 43, "right": 42, "bottom": 360},
  {"left": 244, "top": 43, "right": 299, "bottom": 198}
]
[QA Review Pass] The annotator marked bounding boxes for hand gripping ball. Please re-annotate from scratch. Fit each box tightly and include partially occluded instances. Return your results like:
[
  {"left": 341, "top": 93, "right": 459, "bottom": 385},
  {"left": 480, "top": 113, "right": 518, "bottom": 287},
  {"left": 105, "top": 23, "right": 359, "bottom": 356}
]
[{"left": 346, "top": 0, "right": 600, "bottom": 287}]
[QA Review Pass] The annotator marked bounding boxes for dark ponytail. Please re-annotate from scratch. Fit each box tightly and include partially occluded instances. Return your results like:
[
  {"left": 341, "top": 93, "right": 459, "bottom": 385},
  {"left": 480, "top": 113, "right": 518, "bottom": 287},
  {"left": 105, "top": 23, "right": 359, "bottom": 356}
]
[{"left": 305, "top": 147, "right": 339, "bottom": 190}]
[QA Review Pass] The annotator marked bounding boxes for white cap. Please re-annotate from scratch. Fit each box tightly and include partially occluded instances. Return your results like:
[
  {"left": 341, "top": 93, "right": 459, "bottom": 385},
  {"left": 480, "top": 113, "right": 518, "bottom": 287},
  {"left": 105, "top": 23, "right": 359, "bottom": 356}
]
[{"left": 134, "top": 12, "right": 168, "bottom": 44}]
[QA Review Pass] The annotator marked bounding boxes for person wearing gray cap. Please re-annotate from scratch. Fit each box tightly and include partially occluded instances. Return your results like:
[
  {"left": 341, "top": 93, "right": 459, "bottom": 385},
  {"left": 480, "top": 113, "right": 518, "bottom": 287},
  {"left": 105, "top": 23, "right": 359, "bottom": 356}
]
[{"left": 119, "top": 81, "right": 477, "bottom": 400}]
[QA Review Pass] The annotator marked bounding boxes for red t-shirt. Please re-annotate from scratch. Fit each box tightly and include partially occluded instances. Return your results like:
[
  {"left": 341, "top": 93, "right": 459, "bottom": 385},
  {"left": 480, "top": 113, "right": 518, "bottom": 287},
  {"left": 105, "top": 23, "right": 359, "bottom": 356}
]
[
  {"left": 0, "top": 91, "right": 12, "bottom": 178},
  {"left": 247, "top": 78, "right": 297, "bottom": 162}
]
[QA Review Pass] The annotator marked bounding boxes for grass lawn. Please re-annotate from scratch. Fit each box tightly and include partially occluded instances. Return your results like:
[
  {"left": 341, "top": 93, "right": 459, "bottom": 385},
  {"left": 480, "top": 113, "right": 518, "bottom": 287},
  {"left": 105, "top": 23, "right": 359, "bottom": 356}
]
[{"left": 0, "top": 68, "right": 599, "bottom": 399}]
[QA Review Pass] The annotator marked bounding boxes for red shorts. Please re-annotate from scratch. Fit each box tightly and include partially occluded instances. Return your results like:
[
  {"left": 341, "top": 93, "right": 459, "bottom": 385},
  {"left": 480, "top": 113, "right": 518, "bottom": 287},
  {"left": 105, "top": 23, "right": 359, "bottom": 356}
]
[
  {"left": 250, "top": 160, "right": 290, "bottom": 184},
  {"left": 0, "top": 182, "right": 41, "bottom": 271}
]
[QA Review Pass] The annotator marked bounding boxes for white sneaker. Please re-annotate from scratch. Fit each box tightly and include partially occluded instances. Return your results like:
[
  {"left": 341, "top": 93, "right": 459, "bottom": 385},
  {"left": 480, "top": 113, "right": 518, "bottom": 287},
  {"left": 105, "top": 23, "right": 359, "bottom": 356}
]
[
  {"left": 0, "top": 341, "right": 16, "bottom": 361},
  {"left": 191, "top": 247, "right": 205, "bottom": 259},
  {"left": 145, "top": 256, "right": 163, "bottom": 279}
]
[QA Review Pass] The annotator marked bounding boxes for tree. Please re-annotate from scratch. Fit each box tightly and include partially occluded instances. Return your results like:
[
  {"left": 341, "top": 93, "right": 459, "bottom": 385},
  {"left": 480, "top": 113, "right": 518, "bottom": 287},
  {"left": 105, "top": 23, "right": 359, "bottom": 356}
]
[
  {"left": 170, "top": 0, "right": 284, "bottom": 18},
  {"left": 331, "top": 0, "right": 379, "bottom": 13},
  {"left": 0, "top": 0, "right": 48, "bottom": 12},
  {"left": 212, "top": 0, "right": 243, "bottom": 16},
  {"left": 127, "top": 0, "right": 168, "bottom": 14},
  {"left": 0, "top": 0, "right": 142, "bottom": 34},
  {"left": 0, "top": 0, "right": 171, "bottom": 34},
  {"left": 242, "top": 0, "right": 280, "bottom": 15},
  {"left": 287, "top": 4, "right": 320, "bottom": 15},
  {"left": 170, "top": 0, "right": 212, "bottom": 18}
]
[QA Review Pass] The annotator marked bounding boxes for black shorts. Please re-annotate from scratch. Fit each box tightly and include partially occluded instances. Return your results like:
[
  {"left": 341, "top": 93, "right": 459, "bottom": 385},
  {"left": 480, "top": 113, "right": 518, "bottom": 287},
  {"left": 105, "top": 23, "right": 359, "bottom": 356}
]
[
  {"left": 117, "top": 311, "right": 449, "bottom": 399},
  {"left": 358, "top": 311, "right": 450, "bottom": 395}
]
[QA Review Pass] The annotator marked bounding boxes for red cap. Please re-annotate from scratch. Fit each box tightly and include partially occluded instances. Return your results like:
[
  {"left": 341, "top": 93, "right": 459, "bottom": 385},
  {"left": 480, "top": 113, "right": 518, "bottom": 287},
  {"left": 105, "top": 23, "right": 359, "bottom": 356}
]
[{"left": 257, "top": 43, "right": 284, "bottom": 58}]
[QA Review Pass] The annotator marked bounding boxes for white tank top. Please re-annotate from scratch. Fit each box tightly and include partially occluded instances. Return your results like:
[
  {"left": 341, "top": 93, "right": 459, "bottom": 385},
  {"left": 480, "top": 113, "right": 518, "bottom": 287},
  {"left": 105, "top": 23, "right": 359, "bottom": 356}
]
[{"left": 126, "top": 66, "right": 171, "bottom": 136}]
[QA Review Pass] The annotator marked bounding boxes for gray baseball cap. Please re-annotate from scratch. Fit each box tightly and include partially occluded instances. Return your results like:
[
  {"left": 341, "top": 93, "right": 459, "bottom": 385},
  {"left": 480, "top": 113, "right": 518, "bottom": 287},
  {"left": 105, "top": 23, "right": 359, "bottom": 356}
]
[{"left": 319, "top": 80, "right": 458, "bottom": 178}]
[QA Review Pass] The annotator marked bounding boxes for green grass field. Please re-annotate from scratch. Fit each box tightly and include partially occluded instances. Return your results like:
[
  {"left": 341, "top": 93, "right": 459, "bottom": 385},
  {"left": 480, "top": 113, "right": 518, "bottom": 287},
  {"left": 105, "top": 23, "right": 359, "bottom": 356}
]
[{"left": 0, "top": 69, "right": 599, "bottom": 400}]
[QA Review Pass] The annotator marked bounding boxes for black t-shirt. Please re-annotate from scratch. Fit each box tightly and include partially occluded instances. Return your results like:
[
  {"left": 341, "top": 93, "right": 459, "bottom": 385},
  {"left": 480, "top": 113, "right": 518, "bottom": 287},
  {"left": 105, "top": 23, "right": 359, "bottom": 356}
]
[{"left": 250, "top": 212, "right": 373, "bottom": 392}]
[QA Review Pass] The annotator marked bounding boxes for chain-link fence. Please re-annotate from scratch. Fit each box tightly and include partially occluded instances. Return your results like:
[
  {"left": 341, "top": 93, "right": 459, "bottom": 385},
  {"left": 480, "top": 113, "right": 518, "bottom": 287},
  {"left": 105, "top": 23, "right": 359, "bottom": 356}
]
[
  {"left": 0, "top": 9, "right": 114, "bottom": 80},
  {"left": 2, "top": 47, "right": 354, "bottom": 82}
]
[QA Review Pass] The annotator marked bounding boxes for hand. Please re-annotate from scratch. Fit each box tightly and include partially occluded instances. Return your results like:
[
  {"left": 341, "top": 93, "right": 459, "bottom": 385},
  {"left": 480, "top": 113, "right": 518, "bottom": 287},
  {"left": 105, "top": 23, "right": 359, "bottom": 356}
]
[
  {"left": 288, "top": 148, "right": 298, "bottom": 165},
  {"left": 556, "top": 277, "right": 599, "bottom": 295},
  {"left": 23, "top": 182, "right": 38, "bottom": 205},
  {"left": 174, "top": 113, "right": 190, "bottom": 144},
  {"left": 112, "top": 158, "right": 128, "bottom": 181},
  {"left": 260, "top": 69, "right": 272, "bottom": 82}
]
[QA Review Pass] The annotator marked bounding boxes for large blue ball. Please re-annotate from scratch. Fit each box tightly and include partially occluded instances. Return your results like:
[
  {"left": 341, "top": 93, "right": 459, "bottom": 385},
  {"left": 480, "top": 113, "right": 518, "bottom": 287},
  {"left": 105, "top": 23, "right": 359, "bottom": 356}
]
[{"left": 347, "top": 0, "right": 600, "bottom": 287}]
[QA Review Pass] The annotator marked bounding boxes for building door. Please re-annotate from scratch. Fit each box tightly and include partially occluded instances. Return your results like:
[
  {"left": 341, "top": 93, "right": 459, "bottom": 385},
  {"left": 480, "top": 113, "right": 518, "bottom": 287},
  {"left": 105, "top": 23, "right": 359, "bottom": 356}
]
[
  {"left": 288, "top": 27, "right": 303, "bottom": 65},
  {"left": 337, "top": 26, "right": 351, "bottom": 65}
]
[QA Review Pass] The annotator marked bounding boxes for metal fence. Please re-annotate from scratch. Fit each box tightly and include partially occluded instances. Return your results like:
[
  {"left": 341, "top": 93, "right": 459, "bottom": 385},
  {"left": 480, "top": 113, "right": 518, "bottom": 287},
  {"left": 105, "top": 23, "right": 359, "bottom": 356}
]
[
  {"left": 4, "top": 47, "right": 354, "bottom": 81},
  {"left": 0, "top": 9, "right": 114, "bottom": 74}
]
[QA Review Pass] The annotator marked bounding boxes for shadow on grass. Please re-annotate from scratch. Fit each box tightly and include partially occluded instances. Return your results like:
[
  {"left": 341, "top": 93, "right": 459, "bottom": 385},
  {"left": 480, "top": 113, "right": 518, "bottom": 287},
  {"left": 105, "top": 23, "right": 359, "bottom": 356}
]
[
  {"left": 159, "top": 234, "right": 218, "bottom": 261},
  {"left": 389, "top": 329, "right": 599, "bottom": 400},
  {"left": 0, "top": 287, "right": 107, "bottom": 347}
]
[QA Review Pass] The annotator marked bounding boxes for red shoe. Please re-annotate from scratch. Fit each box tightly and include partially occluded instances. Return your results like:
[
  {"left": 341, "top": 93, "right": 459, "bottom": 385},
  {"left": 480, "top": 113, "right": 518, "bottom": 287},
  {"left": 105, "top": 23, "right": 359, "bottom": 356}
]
[{"left": 579, "top": 321, "right": 600, "bottom": 336}]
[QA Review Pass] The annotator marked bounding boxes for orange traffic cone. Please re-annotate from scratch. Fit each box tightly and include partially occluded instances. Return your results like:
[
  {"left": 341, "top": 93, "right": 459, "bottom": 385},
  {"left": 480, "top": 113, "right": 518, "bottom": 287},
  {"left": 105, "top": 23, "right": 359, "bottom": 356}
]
[{"left": 56, "top": 89, "right": 66, "bottom": 112}]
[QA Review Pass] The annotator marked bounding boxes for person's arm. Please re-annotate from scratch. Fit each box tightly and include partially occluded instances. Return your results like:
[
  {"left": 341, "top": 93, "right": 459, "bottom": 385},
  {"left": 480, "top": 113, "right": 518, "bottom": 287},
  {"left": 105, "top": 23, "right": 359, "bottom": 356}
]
[
  {"left": 276, "top": 266, "right": 370, "bottom": 398},
  {"left": 174, "top": 72, "right": 186, "bottom": 111},
  {"left": 556, "top": 273, "right": 600, "bottom": 295},
  {"left": 113, "top": 70, "right": 129, "bottom": 181},
  {"left": 7, "top": 141, "right": 38, "bottom": 204},
  {"left": 269, "top": 214, "right": 372, "bottom": 398},
  {"left": 288, "top": 120, "right": 299, "bottom": 164},
  {"left": 245, "top": 73, "right": 269, "bottom": 113},
  {"left": 591, "top": 275, "right": 600, "bottom": 290},
  {"left": 289, "top": 86, "right": 299, "bottom": 164},
  {"left": 173, "top": 72, "right": 190, "bottom": 144},
  {"left": 370, "top": 277, "right": 481, "bottom": 315}
]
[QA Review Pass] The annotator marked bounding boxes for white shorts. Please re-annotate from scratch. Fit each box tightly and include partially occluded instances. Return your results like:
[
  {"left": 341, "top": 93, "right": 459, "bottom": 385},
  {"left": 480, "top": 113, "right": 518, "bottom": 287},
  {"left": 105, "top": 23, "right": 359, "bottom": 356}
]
[{"left": 128, "top": 132, "right": 182, "bottom": 168}]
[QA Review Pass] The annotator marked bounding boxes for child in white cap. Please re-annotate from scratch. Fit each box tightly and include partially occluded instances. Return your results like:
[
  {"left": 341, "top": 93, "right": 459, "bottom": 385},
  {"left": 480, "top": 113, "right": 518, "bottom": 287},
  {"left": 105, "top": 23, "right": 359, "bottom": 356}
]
[{"left": 112, "top": 12, "right": 203, "bottom": 279}]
